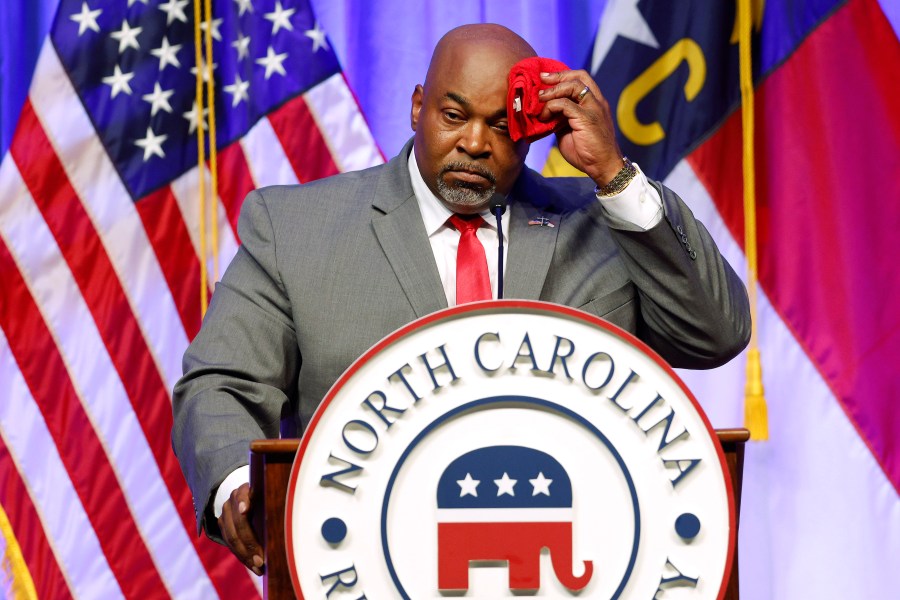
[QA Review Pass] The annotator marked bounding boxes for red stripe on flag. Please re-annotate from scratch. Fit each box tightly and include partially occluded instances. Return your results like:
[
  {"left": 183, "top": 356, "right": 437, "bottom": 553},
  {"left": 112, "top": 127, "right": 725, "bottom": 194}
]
[
  {"left": 216, "top": 142, "right": 257, "bottom": 241},
  {"left": 135, "top": 187, "right": 203, "bottom": 340},
  {"left": 0, "top": 439, "right": 73, "bottom": 599},
  {"left": 11, "top": 101, "right": 260, "bottom": 599},
  {"left": 688, "top": 0, "right": 900, "bottom": 492},
  {"left": 0, "top": 236, "right": 165, "bottom": 597},
  {"left": 267, "top": 95, "right": 341, "bottom": 182}
]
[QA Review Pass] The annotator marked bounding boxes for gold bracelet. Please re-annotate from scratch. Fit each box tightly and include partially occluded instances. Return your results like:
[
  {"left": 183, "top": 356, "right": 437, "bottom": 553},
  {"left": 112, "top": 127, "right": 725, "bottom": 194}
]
[{"left": 594, "top": 157, "right": 637, "bottom": 198}]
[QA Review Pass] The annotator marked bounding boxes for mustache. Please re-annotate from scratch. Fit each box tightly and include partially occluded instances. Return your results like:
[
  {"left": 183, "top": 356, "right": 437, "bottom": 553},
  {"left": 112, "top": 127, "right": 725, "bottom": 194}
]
[{"left": 440, "top": 162, "right": 497, "bottom": 184}]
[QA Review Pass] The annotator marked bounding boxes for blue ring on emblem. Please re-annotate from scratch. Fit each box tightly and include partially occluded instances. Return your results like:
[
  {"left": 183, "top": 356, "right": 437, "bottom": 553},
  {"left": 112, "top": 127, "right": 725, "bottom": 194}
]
[{"left": 380, "top": 396, "right": 641, "bottom": 599}]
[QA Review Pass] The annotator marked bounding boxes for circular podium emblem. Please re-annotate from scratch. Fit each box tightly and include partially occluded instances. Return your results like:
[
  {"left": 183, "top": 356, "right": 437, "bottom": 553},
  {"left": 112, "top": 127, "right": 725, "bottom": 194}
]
[{"left": 286, "top": 301, "right": 735, "bottom": 599}]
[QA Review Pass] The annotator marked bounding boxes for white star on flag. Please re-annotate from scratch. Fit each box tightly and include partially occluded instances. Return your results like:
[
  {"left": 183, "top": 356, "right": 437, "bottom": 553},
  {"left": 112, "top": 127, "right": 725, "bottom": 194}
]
[
  {"left": 256, "top": 46, "right": 288, "bottom": 79},
  {"left": 265, "top": 1, "right": 296, "bottom": 34},
  {"left": 150, "top": 36, "right": 182, "bottom": 71},
  {"left": 101, "top": 64, "right": 134, "bottom": 98},
  {"left": 190, "top": 57, "right": 217, "bottom": 83},
  {"left": 127, "top": 0, "right": 148, "bottom": 6},
  {"left": 529, "top": 472, "right": 553, "bottom": 496},
  {"left": 70, "top": 2, "right": 102, "bottom": 36},
  {"left": 142, "top": 83, "right": 175, "bottom": 116},
  {"left": 224, "top": 74, "right": 250, "bottom": 107},
  {"left": 110, "top": 20, "right": 142, "bottom": 54},
  {"left": 182, "top": 100, "right": 208, "bottom": 134},
  {"left": 134, "top": 126, "right": 168, "bottom": 161},
  {"left": 200, "top": 18, "right": 223, "bottom": 42},
  {"left": 495, "top": 472, "right": 517, "bottom": 496},
  {"left": 158, "top": 0, "right": 189, "bottom": 26},
  {"left": 234, "top": 0, "right": 254, "bottom": 17},
  {"left": 304, "top": 22, "right": 329, "bottom": 52},
  {"left": 232, "top": 32, "right": 251, "bottom": 61},
  {"left": 591, "top": 0, "right": 660, "bottom": 72},
  {"left": 457, "top": 473, "right": 480, "bottom": 497}
]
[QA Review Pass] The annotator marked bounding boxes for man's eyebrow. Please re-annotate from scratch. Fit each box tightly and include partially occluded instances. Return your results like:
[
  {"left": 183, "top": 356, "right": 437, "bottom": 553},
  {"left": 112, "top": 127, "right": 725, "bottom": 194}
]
[
  {"left": 445, "top": 92, "right": 508, "bottom": 120},
  {"left": 445, "top": 92, "right": 470, "bottom": 107}
]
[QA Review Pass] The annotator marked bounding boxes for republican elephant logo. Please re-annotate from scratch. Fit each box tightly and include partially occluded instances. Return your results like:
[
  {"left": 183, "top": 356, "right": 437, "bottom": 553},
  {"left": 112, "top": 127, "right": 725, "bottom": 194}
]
[{"left": 436, "top": 445, "right": 594, "bottom": 592}]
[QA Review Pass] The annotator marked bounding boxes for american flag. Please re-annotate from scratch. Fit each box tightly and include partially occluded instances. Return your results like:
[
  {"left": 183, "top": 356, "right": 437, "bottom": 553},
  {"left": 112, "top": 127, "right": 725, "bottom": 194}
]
[{"left": 0, "top": 0, "right": 380, "bottom": 597}]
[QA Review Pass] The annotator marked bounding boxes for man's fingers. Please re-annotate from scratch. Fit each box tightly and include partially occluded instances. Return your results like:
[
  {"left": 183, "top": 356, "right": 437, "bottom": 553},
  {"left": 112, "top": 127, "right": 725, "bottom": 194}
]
[
  {"left": 537, "top": 96, "right": 588, "bottom": 123},
  {"left": 221, "top": 484, "right": 265, "bottom": 576},
  {"left": 540, "top": 70, "right": 603, "bottom": 103},
  {"left": 218, "top": 504, "right": 252, "bottom": 567},
  {"left": 538, "top": 79, "right": 589, "bottom": 104}
]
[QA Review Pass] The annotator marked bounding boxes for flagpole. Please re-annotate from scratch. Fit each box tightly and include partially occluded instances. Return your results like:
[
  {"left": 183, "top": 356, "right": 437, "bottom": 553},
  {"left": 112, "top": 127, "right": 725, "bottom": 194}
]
[
  {"left": 192, "top": 0, "right": 209, "bottom": 316},
  {"left": 738, "top": 0, "right": 768, "bottom": 440},
  {"left": 202, "top": 0, "right": 221, "bottom": 284}
]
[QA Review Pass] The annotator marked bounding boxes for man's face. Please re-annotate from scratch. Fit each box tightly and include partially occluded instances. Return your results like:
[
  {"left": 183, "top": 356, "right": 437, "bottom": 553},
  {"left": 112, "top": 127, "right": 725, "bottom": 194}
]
[{"left": 411, "top": 42, "right": 530, "bottom": 214}]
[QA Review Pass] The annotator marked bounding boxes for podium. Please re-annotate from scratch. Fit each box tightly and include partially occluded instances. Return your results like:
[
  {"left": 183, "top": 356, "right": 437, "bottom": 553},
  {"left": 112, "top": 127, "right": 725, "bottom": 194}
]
[{"left": 249, "top": 429, "right": 749, "bottom": 600}]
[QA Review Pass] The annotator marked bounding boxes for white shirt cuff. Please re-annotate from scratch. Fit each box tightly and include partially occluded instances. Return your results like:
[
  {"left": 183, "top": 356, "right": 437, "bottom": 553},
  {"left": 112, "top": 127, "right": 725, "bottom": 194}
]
[
  {"left": 595, "top": 162, "right": 663, "bottom": 231},
  {"left": 213, "top": 465, "right": 250, "bottom": 519}
]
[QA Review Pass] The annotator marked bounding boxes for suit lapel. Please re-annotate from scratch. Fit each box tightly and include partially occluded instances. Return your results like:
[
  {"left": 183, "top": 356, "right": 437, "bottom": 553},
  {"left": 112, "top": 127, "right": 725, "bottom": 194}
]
[
  {"left": 503, "top": 171, "right": 561, "bottom": 300},
  {"left": 504, "top": 199, "right": 559, "bottom": 299},
  {"left": 371, "top": 141, "right": 448, "bottom": 317}
]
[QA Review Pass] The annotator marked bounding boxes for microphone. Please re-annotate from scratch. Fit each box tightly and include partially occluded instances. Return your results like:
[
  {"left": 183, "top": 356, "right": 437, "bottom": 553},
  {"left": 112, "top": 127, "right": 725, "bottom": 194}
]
[{"left": 489, "top": 194, "right": 507, "bottom": 299}]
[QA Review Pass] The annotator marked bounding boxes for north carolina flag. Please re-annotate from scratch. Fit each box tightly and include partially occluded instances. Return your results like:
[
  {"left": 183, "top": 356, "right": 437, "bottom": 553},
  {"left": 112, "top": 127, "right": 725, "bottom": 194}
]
[{"left": 573, "top": 0, "right": 899, "bottom": 597}]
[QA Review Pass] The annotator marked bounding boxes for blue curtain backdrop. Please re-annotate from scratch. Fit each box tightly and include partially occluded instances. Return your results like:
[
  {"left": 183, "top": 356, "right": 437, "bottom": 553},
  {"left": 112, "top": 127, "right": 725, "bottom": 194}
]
[{"left": 310, "top": 0, "right": 607, "bottom": 168}]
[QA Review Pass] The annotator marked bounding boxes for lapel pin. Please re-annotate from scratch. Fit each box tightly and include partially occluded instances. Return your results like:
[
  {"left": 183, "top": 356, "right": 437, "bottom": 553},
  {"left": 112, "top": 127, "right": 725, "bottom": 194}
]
[{"left": 528, "top": 216, "right": 555, "bottom": 228}]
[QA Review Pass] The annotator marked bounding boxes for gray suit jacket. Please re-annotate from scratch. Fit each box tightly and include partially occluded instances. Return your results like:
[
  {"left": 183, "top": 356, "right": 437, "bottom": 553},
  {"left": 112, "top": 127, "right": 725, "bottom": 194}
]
[{"left": 172, "top": 140, "right": 750, "bottom": 537}]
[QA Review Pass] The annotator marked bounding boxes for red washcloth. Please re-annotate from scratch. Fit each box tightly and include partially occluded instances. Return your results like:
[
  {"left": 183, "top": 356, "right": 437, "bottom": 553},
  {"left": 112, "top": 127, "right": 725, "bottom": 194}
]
[{"left": 507, "top": 57, "right": 570, "bottom": 142}]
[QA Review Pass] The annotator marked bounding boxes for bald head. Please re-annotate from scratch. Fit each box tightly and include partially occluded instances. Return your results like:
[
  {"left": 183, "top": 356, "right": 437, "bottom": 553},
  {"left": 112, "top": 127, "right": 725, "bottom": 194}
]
[{"left": 423, "top": 24, "right": 536, "bottom": 90}]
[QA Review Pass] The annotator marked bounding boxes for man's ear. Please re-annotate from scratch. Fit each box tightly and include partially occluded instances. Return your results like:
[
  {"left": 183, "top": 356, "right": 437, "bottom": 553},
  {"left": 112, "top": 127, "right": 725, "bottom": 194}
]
[{"left": 410, "top": 84, "right": 424, "bottom": 131}]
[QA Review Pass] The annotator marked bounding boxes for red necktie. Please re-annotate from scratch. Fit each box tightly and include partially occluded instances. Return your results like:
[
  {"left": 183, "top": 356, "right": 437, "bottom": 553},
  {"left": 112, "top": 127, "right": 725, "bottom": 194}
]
[{"left": 449, "top": 214, "right": 491, "bottom": 304}]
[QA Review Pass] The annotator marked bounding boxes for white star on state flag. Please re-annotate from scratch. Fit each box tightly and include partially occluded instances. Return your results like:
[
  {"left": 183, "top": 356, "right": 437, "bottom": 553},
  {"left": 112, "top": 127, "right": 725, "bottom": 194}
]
[
  {"left": 150, "top": 36, "right": 182, "bottom": 71},
  {"left": 142, "top": 82, "right": 174, "bottom": 116},
  {"left": 224, "top": 74, "right": 250, "bottom": 107},
  {"left": 200, "top": 18, "right": 223, "bottom": 42},
  {"left": 495, "top": 472, "right": 517, "bottom": 496},
  {"left": 265, "top": 1, "right": 296, "bottom": 34},
  {"left": 234, "top": 0, "right": 254, "bottom": 17},
  {"left": 101, "top": 65, "right": 134, "bottom": 98},
  {"left": 110, "top": 20, "right": 142, "bottom": 54},
  {"left": 256, "top": 46, "right": 288, "bottom": 79},
  {"left": 529, "top": 472, "right": 553, "bottom": 496},
  {"left": 134, "top": 126, "right": 168, "bottom": 161},
  {"left": 590, "top": 0, "right": 660, "bottom": 72},
  {"left": 232, "top": 32, "right": 251, "bottom": 61},
  {"left": 183, "top": 100, "right": 208, "bottom": 134},
  {"left": 70, "top": 2, "right": 102, "bottom": 36},
  {"left": 457, "top": 473, "right": 480, "bottom": 497},
  {"left": 128, "top": 0, "right": 148, "bottom": 6},
  {"left": 304, "top": 22, "right": 329, "bottom": 53},
  {"left": 158, "top": 0, "right": 189, "bottom": 26}
]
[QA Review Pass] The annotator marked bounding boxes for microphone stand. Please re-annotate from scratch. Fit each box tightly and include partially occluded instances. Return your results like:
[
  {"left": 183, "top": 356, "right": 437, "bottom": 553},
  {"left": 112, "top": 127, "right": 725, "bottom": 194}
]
[{"left": 490, "top": 194, "right": 507, "bottom": 299}]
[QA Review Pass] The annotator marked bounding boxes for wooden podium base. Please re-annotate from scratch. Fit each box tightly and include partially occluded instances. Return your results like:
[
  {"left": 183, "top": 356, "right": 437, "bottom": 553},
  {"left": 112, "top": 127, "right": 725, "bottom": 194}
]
[{"left": 249, "top": 429, "right": 749, "bottom": 599}]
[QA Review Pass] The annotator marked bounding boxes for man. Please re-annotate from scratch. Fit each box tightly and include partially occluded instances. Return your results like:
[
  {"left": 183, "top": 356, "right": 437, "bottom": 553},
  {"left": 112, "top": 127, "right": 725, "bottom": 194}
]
[{"left": 172, "top": 24, "right": 750, "bottom": 574}]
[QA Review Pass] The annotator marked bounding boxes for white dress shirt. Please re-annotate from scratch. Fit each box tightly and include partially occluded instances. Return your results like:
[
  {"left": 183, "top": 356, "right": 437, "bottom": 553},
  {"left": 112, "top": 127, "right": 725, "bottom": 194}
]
[{"left": 212, "top": 149, "right": 664, "bottom": 518}]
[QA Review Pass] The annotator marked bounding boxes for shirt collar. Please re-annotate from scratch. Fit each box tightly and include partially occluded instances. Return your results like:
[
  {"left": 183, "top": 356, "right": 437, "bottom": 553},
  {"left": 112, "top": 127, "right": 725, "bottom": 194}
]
[{"left": 408, "top": 150, "right": 506, "bottom": 239}]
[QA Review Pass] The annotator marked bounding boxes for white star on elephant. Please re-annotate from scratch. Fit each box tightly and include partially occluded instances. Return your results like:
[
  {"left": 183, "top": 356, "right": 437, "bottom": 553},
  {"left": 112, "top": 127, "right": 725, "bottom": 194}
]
[
  {"left": 457, "top": 473, "right": 479, "bottom": 497},
  {"left": 495, "top": 472, "right": 517, "bottom": 496},
  {"left": 529, "top": 472, "right": 553, "bottom": 496}
]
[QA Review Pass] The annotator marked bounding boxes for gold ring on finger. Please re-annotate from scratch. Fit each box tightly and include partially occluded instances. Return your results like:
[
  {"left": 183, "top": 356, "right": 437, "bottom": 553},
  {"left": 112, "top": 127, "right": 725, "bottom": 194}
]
[{"left": 577, "top": 85, "right": 591, "bottom": 104}]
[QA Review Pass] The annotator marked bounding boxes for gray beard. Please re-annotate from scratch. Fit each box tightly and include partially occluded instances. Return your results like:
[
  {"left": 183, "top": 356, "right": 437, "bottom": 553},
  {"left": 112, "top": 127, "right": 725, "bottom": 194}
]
[
  {"left": 436, "top": 162, "right": 497, "bottom": 209},
  {"left": 436, "top": 178, "right": 496, "bottom": 208}
]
